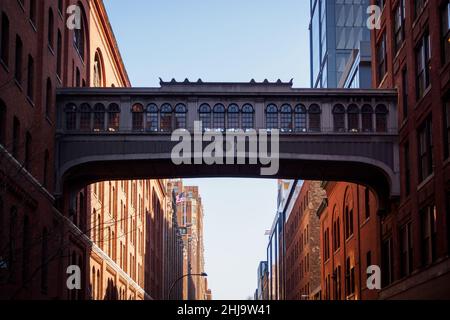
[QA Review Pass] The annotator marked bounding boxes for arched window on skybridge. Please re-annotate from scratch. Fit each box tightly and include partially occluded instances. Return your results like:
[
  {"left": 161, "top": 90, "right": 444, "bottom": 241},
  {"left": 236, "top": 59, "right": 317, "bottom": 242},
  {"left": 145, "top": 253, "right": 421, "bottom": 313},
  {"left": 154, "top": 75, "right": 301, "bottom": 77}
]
[
  {"left": 160, "top": 103, "right": 173, "bottom": 132},
  {"left": 213, "top": 104, "right": 225, "bottom": 131},
  {"left": 107, "top": 103, "right": 120, "bottom": 132},
  {"left": 131, "top": 103, "right": 144, "bottom": 132},
  {"left": 347, "top": 104, "right": 360, "bottom": 133},
  {"left": 199, "top": 104, "right": 212, "bottom": 131},
  {"left": 227, "top": 104, "right": 240, "bottom": 131},
  {"left": 265, "top": 104, "right": 279, "bottom": 130},
  {"left": 308, "top": 104, "right": 321, "bottom": 132},
  {"left": 280, "top": 104, "right": 293, "bottom": 133},
  {"left": 294, "top": 104, "right": 307, "bottom": 132},
  {"left": 175, "top": 103, "right": 187, "bottom": 130},
  {"left": 333, "top": 104, "right": 345, "bottom": 132},
  {"left": 65, "top": 103, "right": 77, "bottom": 131},
  {"left": 79, "top": 103, "right": 92, "bottom": 131},
  {"left": 241, "top": 104, "right": 255, "bottom": 131},
  {"left": 362, "top": 104, "right": 374, "bottom": 133},
  {"left": 146, "top": 103, "right": 159, "bottom": 132},
  {"left": 93, "top": 103, "right": 105, "bottom": 132},
  {"left": 375, "top": 104, "right": 388, "bottom": 133}
]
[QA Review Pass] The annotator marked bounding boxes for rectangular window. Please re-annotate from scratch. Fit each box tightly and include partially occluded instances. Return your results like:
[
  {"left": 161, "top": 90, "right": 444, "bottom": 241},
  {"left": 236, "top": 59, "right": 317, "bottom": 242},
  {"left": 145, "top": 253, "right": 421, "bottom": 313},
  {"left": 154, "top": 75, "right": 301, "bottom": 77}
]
[
  {"left": 400, "top": 222, "right": 413, "bottom": 277},
  {"left": 417, "top": 116, "right": 434, "bottom": 182},
  {"left": 0, "top": 12, "right": 10, "bottom": 66},
  {"left": 404, "top": 141, "right": 411, "bottom": 196},
  {"left": 442, "top": 2, "right": 450, "bottom": 65},
  {"left": 12, "top": 117, "right": 20, "bottom": 159},
  {"left": 444, "top": 100, "right": 450, "bottom": 159},
  {"left": 402, "top": 68, "right": 408, "bottom": 120},
  {"left": 415, "top": 31, "right": 431, "bottom": 99},
  {"left": 377, "top": 32, "right": 387, "bottom": 84},
  {"left": 421, "top": 204, "right": 437, "bottom": 266},
  {"left": 27, "top": 55, "right": 34, "bottom": 101},
  {"left": 14, "top": 36, "right": 22, "bottom": 84},
  {"left": 382, "top": 237, "right": 394, "bottom": 287},
  {"left": 394, "top": 0, "right": 406, "bottom": 54}
]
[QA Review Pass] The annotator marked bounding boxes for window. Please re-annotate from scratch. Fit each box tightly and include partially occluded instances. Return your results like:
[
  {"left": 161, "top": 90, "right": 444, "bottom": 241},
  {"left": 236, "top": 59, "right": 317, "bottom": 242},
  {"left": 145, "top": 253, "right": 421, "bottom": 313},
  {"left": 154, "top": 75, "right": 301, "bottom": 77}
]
[
  {"left": 402, "top": 68, "right": 408, "bottom": 120},
  {"left": 65, "top": 104, "right": 77, "bottom": 130},
  {"left": 160, "top": 103, "right": 173, "bottom": 132},
  {"left": 45, "top": 78, "right": 52, "bottom": 118},
  {"left": 333, "top": 215, "right": 341, "bottom": 251},
  {"left": 132, "top": 103, "right": 144, "bottom": 131},
  {"left": 41, "top": 228, "right": 48, "bottom": 293},
  {"left": 334, "top": 265, "right": 342, "bottom": 300},
  {"left": 242, "top": 104, "right": 254, "bottom": 130},
  {"left": 375, "top": 104, "right": 388, "bottom": 132},
  {"left": 333, "top": 104, "right": 345, "bottom": 132},
  {"left": 27, "top": 55, "right": 34, "bottom": 101},
  {"left": 12, "top": 117, "right": 20, "bottom": 159},
  {"left": 146, "top": 103, "right": 158, "bottom": 132},
  {"left": 48, "top": 9, "right": 54, "bottom": 49},
  {"left": 280, "top": 104, "right": 293, "bottom": 132},
  {"left": 442, "top": 3, "right": 450, "bottom": 65},
  {"left": 30, "top": 0, "right": 37, "bottom": 25},
  {"left": 24, "top": 132, "right": 31, "bottom": 170},
  {"left": 93, "top": 51, "right": 103, "bottom": 87},
  {"left": 323, "top": 228, "right": 330, "bottom": 261},
  {"left": 416, "top": 31, "right": 431, "bottom": 99},
  {"left": 1, "top": 12, "right": 10, "bottom": 66},
  {"left": 15, "top": 35, "right": 23, "bottom": 84},
  {"left": 444, "top": 100, "right": 450, "bottom": 159},
  {"left": 345, "top": 257, "right": 355, "bottom": 296},
  {"left": 93, "top": 103, "right": 105, "bottom": 131},
  {"left": 421, "top": 204, "right": 437, "bottom": 266},
  {"left": 199, "top": 104, "right": 211, "bottom": 130},
  {"left": 227, "top": 104, "right": 240, "bottom": 130},
  {"left": 43, "top": 150, "right": 49, "bottom": 188},
  {"left": 74, "top": 12, "right": 85, "bottom": 60},
  {"left": 266, "top": 104, "right": 278, "bottom": 130},
  {"left": 414, "top": 0, "right": 425, "bottom": 18},
  {"left": 213, "top": 104, "right": 225, "bottom": 131},
  {"left": 394, "top": 0, "right": 406, "bottom": 54},
  {"left": 404, "top": 142, "right": 411, "bottom": 196},
  {"left": 361, "top": 105, "right": 373, "bottom": 132},
  {"left": 106, "top": 104, "right": 120, "bottom": 132},
  {"left": 364, "top": 188, "right": 370, "bottom": 219},
  {"left": 22, "top": 216, "right": 31, "bottom": 285},
  {"left": 345, "top": 205, "right": 354, "bottom": 239},
  {"left": 79, "top": 103, "right": 92, "bottom": 131},
  {"left": 377, "top": 32, "right": 387, "bottom": 84},
  {"left": 418, "top": 116, "right": 434, "bottom": 182},
  {"left": 400, "top": 222, "right": 413, "bottom": 277},
  {"left": 382, "top": 237, "right": 394, "bottom": 287},
  {"left": 58, "top": 0, "right": 63, "bottom": 14},
  {"left": 0, "top": 99, "right": 5, "bottom": 145},
  {"left": 175, "top": 103, "right": 187, "bottom": 130},
  {"left": 294, "top": 104, "right": 307, "bottom": 132},
  {"left": 57, "top": 30, "right": 62, "bottom": 78},
  {"left": 308, "top": 104, "right": 321, "bottom": 132},
  {"left": 347, "top": 104, "right": 360, "bottom": 132}
]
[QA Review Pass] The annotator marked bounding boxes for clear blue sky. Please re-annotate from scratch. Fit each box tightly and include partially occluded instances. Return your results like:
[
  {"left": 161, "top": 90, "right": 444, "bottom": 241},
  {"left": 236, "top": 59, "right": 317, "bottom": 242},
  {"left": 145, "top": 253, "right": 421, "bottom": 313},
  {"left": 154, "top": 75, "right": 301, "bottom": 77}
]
[{"left": 104, "top": 0, "right": 311, "bottom": 300}]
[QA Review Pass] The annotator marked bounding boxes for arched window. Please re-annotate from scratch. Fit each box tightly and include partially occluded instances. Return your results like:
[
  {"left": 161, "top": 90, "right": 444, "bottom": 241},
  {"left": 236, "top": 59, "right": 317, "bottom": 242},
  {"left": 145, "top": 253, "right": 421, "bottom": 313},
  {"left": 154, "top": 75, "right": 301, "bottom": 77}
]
[
  {"left": 22, "top": 215, "right": 30, "bottom": 283},
  {"left": 308, "top": 104, "right": 321, "bottom": 132},
  {"left": 199, "top": 104, "right": 211, "bottom": 130},
  {"left": 93, "top": 50, "right": 104, "bottom": 87},
  {"left": 146, "top": 103, "right": 159, "bottom": 132},
  {"left": 65, "top": 103, "right": 77, "bottom": 130},
  {"left": 160, "top": 103, "right": 173, "bottom": 132},
  {"left": 333, "top": 104, "right": 345, "bottom": 132},
  {"left": 45, "top": 78, "right": 52, "bottom": 118},
  {"left": 107, "top": 103, "right": 120, "bottom": 131},
  {"left": 375, "top": 104, "right": 388, "bottom": 132},
  {"left": 213, "top": 104, "right": 225, "bottom": 131},
  {"left": 175, "top": 103, "right": 187, "bottom": 129},
  {"left": 48, "top": 8, "right": 54, "bottom": 49},
  {"left": 132, "top": 103, "right": 144, "bottom": 131},
  {"left": 1, "top": 12, "right": 10, "bottom": 66},
  {"left": 347, "top": 104, "right": 360, "bottom": 132},
  {"left": 227, "top": 104, "right": 240, "bottom": 130},
  {"left": 280, "top": 104, "right": 293, "bottom": 132},
  {"left": 361, "top": 105, "right": 374, "bottom": 132},
  {"left": 79, "top": 103, "right": 92, "bottom": 131},
  {"left": 93, "top": 103, "right": 105, "bottom": 131},
  {"left": 294, "top": 104, "right": 307, "bottom": 132},
  {"left": 73, "top": 8, "right": 86, "bottom": 60},
  {"left": 91, "top": 267, "right": 96, "bottom": 300},
  {"left": 242, "top": 104, "right": 254, "bottom": 130},
  {"left": 266, "top": 104, "right": 278, "bottom": 130}
]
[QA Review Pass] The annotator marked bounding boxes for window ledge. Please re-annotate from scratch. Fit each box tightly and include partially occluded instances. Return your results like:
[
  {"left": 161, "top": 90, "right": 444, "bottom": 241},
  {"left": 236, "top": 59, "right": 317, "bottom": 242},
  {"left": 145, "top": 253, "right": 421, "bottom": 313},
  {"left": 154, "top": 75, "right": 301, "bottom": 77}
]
[
  {"left": 417, "top": 173, "right": 434, "bottom": 191},
  {"left": 415, "top": 86, "right": 432, "bottom": 109},
  {"left": 26, "top": 96, "right": 35, "bottom": 108},
  {"left": 29, "top": 20, "right": 37, "bottom": 32}
]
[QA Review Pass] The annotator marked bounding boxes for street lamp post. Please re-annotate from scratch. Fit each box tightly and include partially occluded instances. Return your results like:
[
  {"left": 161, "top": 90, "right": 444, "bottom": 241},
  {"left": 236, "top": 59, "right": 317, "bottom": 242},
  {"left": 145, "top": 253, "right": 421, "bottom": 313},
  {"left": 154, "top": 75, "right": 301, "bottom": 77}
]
[{"left": 168, "top": 272, "right": 208, "bottom": 300}]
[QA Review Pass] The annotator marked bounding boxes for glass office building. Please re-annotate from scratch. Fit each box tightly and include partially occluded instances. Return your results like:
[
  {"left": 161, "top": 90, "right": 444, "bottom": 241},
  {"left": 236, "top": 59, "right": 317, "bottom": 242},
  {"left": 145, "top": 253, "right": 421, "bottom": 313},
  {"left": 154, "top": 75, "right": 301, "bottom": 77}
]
[{"left": 310, "top": 0, "right": 371, "bottom": 89}]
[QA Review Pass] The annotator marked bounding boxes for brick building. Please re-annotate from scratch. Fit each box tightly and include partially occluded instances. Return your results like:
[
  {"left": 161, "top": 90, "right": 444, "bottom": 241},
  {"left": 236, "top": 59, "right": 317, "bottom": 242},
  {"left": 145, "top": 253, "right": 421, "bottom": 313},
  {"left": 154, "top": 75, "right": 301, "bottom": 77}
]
[
  {"left": 371, "top": 0, "right": 450, "bottom": 299},
  {"left": 285, "top": 181, "right": 325, "bottom": 300},
  {"left": 317, "top": 182, "right": 380, "bottom": 300},
  {"left": 0, "top": 0, "right": 185, "bottom": 300}
]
